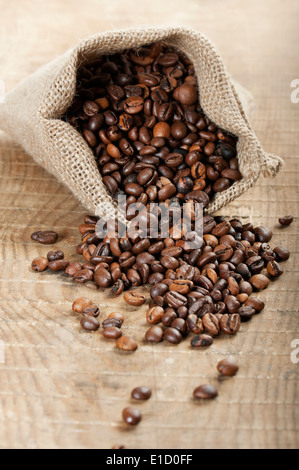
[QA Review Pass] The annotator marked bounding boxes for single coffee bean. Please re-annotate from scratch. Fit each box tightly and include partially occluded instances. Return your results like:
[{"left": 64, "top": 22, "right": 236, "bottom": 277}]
[
  {"left": 123, "top": 291, "right": 146, "bottom": 306},
  {"left": 65, "top": 262, "right": 83, "bottom": 276},
  {"left": 245, "top": 298, "right": 265, "bottom": 313},
  {"left": 190, "top": 334, "right": 213, "bottom": 347},
  {"left": 267, "top": 260, "right": 284, "bottom": 277},
  {"left": 72, "top": 297, "right": 93, "bottom": 313},
  {"left": 145, "top": 325, "right": 164, "bottom": 343},
  {"left": 48, "top": 259, "right": 70, "bottom": 271},
  {"left": 31, "top": 230, "right": 58, "bottom": 244},
  {"left": 102, "top": 326, "right": 122, "bottom": 339},
  {"left": 249, "top": 274, "right": 270, "bottom": 290},
  {"left": 81, "top": 306, "right": 99, "bottom": 317},
  {"left": 116, "top": 336, "right": 138, "bottom": 351},
  {"left": 164, "top": 327, "right": 182, "bottom": 344},
  {"left": 219, "top": 313, "right": 240, "bottom": 335},
  {"left": 278, "top": 215, "right": 293, "bottom": 226},
  {"left": 273, "top": 246, "right": 290, "bottom": 261},
  {"left": 47, "top": 250, "right": 64, "bottom": 261},
  {"left": 80, "top": 316, "right": 100, "bottom": 331},
  {"left": 193, "top": 384, "right": 218, "bottom": 399},
  {"left": 31, "top": 257, "right": 48, "bottom": 272},
  {"left": 131, "top": 386, "right": 152, "bottom": 400},
  {"left": 217, "top": 357, "right": 239, "bottom": 376},
  {"left": 122, "top": 406, "right": 141, "bottom": 425}
]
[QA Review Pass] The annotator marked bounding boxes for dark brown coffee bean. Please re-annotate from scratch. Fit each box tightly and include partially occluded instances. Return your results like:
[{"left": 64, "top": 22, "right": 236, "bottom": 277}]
[
  {"left": 47, "top": 250, "right": 64, "bottom": 261},
  {"left": 217, "top": 358, "right": 239, "bottom": 376},
  {"left": 190, "top": 334, "right": 213, "bottom": 347},
  {"left": 122, "top": 406, "right": 141, "bottom": 425},
  {"left": 245, "top": 298, "right": 265, "bottom": 313},
  {"left": 102, "top": 326, "right": 122, "bottom": 339},
  {"left": 267, "top": 260, "right": 284, "bottom": 277},
  {"left": 273, "top": 246, "right": 290, "bottom": 261},
  {"left": 253, "top": 226, "right": 272, "bottom": 243},
  {"left": 131, "top": 386, "right": 152, "bottom": 400},
  {"left": 94, "top": 267, "right": 112, "bottom": 288},
  {"left": 193, "top": 384, "right": 218, "bottom": 399},
  {"left": 72, "top": 297, "right": 93, "bottom": 313},
  {"left": 202, "top": 313, "right": 220, "bottom": 336},
  {"left": 65, "top": 262, "right": 83, "bottom": 276},
  {"left": 31, "top": 230, "right": 58, "bottom": 244},
  {"left": 163, "top": 327, "right": 182, "bottom": 344},
  {"left": 219, "top": 313, "right": 240, "bottom": 335},
  {"left": 278, "top": 215, "right": 293, "bottom": 226},
  {"left": 48, "top": 259, "right": 70, "bottom": 271},
  {"left": 145, "top": 325, "right": 164, "bottom": 343},
  {"left": 81, "top": 306, "right": 100, "bottom": 317},
  {"left": 80, "top": 316, "right": 100, "bottom": 331},
  {"left": 31, "top": 257, "right": 48, "bottom": 272}
]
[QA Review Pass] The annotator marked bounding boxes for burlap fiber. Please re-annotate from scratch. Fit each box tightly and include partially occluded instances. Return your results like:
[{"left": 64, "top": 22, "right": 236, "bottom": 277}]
[{"left": 0, "top": 27, "right": 284, "bottom": 219}]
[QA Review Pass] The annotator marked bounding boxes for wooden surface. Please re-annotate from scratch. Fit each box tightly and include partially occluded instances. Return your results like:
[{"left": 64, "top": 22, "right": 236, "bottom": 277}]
[{"left": 0, "top": 0, "right": 298, "bottom": 449}]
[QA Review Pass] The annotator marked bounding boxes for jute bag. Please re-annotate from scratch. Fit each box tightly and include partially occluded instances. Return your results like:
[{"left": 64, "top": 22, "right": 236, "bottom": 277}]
[{"left": 0, "top": 27, "right": 283, "bottom": 219}]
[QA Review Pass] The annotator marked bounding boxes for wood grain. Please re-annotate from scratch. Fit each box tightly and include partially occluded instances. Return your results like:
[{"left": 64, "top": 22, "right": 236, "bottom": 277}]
[{"left": 0, "top": 0, "right": 298, "bottom": 449}]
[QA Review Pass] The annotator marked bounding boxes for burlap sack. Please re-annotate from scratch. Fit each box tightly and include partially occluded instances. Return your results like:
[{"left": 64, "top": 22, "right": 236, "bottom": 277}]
[{"left": 0, "top": 26, "right": 283, "bottom": 220}]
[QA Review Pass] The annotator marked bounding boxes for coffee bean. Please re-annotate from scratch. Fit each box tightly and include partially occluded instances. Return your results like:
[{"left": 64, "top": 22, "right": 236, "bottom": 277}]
[
  {"left": 31, "top": 257, "right": 48, "bottom": 272},
  {"left": 102, "top": 326, "right": 122, "bottom": 339},
  {"left": 31, "top": 230, "right": 58, "bottom": 244},
  {"left": 217, "top": 358, "right": 239, "bottom": 376},
  {"left": 193, "top": 384, "right": 218, "bottom": 399},
  {"left": 249, "top": 274, "right": 270, "bottom": 290},
  {"left": 131, "top": 386, "right": 152, "bottom": 400},
  {"left": 80, "top": 316, "right": 100, "bottom": 331},
  {"left": 48, "top": 259, "right": 70, "bottom": 271},
  {"left": 267, "top": 260, "right": 284, "bottom": 277},
  {"left": 123, "top": 291, "right": 146, "bottom": 306},
  {"left": 47, "top": 250, "right": 64, "bottom": 261},
  {"left": 190, "top": 334, "right": 213, "bottom": 347},
  {"left": 278, "top": 215, "right": 293, "bottom": 226},
  {"left": 81, "top": 306, "right": 100, "bottom": 317},
  {"left": 219, "top": 313, "right": 240, "bottom": 335},
  {"left": 164, "top": 327, "right": 182, "bottom": 344},
  {"left": 145, "top": 325, "right": 164, "bottom": 343},
  {"left": 116, "top": 336, "right": 138, "bottom": 351},
  {"left": 72, "top": 297, "right": 93, "bottom": 313},
  {"left": 122, "top": 406, "right": 141, "bottom": 425},
  {"left": 273, "top": 246, "right": 290, "bottom": 261}
]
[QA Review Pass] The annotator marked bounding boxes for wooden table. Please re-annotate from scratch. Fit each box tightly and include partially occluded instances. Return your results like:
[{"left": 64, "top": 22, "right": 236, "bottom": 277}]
[{"left": 0, "top": 0, "right": 298, "bottom": 449}]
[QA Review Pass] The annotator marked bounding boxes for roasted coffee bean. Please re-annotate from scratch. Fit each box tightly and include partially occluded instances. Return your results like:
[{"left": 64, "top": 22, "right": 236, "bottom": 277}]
[
  {"left": 31, "top": 230, "right": 58, "bottom": 244},
  {"left": 164, "top": 327, "right": 182, "bottom": 344},
  {"left": 145, "top": 325, "right": 164, "bottom": 343},
  {"left": 31, "top": 257, "right": 48, "bottom": 272},
  {"left": 47, "top": 250, "right": 64, "bottom": 261},
  {"left": 273, "top": 246, "right": 290, "bottom": 261},
  {"left": 245, "top": 297, "right": 265, "bottom": 312},
  {"left": 102, "top": 326, "right": 122, "bottom": 339},
  {"left": 80, "top": 316, "right": 100, "bottom": 331},
  {"left": 267, "top": 260, "right": 284, "bottom": 277},
  {"left": 219, "top": 313, "right": 240, "bottom": 335},
  {"left": 146, "top": 306, "right": 164, "bottom": 324},
  {"left": 202, "top": 313, "right": 220, "bottom": 336},
  {"left": 253, "top": 226, "right": 272, "bottom": 243},
  {"left": 72, "top": 297, "right": 93, "bottom": 313},
  {"left": 102, "top": 318, "right": 122, "bottom": 329},
  {"left": 48, "top": 259, "right": 70, "bottom": 271},
  {"left": 116, "top": 335, "right": 138, "bottom": 351},
  {"left": 123, "top": 291, "right": 146, "bottom": 306},
  {"left": 122, "top": 406, "right": 141, "bottom": 425},
  {"left": 193, "top": 384, "right": 218, "bottom": 399},
  {"left": 278, "top": 215, "right": 293, "bottom": 226},
  {"left": 190, "top": 334, "right": 213, "bottom": 347},
  {"left": 217, "top": 358, "right": 239, "bottom": 376},
  {"left": 131, "top": 386, "right": 152, "bottom": 400},
  {"left": 81, "top": 306, "right": 100, "bottom": 317},
  {"left": 249, "top": 274, "right": 270, "bottom": 290},
  {"left": 94, "top": 267, "right": 112, "bottom": 288}
]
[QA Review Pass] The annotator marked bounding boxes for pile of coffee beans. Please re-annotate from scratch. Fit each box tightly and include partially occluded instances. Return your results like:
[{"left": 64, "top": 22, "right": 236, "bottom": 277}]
[{"left": 65, "top": 43, "right": 241, "bottom": 210}]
